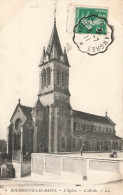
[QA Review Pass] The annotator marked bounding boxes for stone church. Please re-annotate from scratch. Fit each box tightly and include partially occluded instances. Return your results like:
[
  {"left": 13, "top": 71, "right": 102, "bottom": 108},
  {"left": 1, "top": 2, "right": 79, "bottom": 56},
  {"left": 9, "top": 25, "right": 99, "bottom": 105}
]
[{"left": 7, "top": 18, "right": 122, "bottom": 160}]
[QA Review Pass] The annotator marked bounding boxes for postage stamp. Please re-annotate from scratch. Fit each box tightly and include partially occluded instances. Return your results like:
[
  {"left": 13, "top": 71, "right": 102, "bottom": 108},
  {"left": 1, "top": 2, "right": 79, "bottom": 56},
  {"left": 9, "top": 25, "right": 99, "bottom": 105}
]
[
  {"left": 72, "top": 7, "right": 113, "bottom": 55},
  {"left": 75, "top": 7, "right": 108, "bottom": 35}
]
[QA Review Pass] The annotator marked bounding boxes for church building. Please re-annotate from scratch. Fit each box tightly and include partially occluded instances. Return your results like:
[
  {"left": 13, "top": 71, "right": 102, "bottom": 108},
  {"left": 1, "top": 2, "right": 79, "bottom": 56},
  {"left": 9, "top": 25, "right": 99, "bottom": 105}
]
[{"left": 7, "top": 18, "right": 122, "bottom": 160}]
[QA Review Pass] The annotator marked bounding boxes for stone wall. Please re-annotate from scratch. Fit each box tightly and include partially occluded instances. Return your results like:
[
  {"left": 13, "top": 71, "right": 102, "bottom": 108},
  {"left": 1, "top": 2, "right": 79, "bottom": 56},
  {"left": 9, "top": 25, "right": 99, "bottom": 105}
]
[
  {"left": 63, "top": 157, "right": 86, "bottom": 175},
  {"left": 89, "top": 159, "right": 119, "bottom": 172},
  {"left": 21, "top": 162, "right": 31, "bottom": 177},
  {"left": 12, "top": 160, "right": 31, "bottom": 177},
  {"left": 31, "top": 153, "right": 123, "bottom": 183},
  {"left": 45, "top": 155, "right": 62, "bottom": 175},
  {"left": 31, "top": 154, "right": 44, "bottom": 175}
]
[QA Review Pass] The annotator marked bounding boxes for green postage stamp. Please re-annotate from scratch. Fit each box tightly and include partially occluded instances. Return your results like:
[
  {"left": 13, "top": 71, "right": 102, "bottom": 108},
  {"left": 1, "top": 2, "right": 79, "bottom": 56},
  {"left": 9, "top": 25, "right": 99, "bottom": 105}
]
[
  {"left": 75, "top": 7, "right": 108, "bottom": 35},
  {"left": 73, "top": 7, "right": 113, "bottom": 55}
]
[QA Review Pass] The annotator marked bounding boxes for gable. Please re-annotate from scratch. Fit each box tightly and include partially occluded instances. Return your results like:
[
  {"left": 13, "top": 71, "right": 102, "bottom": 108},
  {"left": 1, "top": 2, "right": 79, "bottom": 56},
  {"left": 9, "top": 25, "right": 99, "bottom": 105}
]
[
  {"left": 10, "top": 104, "right": 32, "bottom": 125},
  {"left": 10, "top": 104, "right": 27, "bottom": 125}
]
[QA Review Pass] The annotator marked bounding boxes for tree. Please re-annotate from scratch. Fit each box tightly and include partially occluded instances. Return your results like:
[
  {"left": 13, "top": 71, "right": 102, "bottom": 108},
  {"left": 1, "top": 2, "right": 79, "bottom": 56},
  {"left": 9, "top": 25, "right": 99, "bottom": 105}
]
[{"left": 0, "top": 139, "right": 7, "bottom": 152}]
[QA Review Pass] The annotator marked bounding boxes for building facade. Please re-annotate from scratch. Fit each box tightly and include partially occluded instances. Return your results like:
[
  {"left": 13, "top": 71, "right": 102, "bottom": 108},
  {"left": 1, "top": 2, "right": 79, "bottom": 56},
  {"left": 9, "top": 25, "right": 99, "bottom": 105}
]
[{"left": 7, "top": 19, "right": 122, "bottom": 159}]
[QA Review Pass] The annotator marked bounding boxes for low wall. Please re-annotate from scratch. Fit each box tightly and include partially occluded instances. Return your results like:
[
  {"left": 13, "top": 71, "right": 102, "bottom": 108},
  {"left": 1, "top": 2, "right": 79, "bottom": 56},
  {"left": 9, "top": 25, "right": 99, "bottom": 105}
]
[
  {"left": 89, "top": 159, "right": 120, "bottom": 172},
  {"left": 31, "top": 154, "right": 87, "bottom": 178},
  {"left": 12, "top": 160, "right": 31, "bottom": 177},
  {"left": 31, "top": 154, "right": 44, "bottom": 175},
  {"left": 63, "top": 157, "right": 86, "bottom": 175},
  {"left": 21, "top": 162, "right": 31, "bottom": 177},
  {"left": 12, "top": 161, "right": 21, "bottom": 178},
  {"left": 31, "top": 153, "right": 123, "bottom": 182},
  {"left": 45, "top": 155, "right": 62, "bottom": 175}
]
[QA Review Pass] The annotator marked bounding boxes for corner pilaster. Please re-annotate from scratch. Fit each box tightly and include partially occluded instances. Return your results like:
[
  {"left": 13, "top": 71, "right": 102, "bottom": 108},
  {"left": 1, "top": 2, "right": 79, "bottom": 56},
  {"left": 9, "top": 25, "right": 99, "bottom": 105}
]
[{"left": 54, "top": 107, "right": 59, "bottom": 153}]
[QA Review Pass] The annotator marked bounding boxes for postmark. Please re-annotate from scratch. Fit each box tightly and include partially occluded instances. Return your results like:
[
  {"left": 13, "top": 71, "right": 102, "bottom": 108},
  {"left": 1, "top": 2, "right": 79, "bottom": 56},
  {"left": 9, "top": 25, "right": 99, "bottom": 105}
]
[{"left": 73, "top": 7, "right": 113, "bottom": 55}]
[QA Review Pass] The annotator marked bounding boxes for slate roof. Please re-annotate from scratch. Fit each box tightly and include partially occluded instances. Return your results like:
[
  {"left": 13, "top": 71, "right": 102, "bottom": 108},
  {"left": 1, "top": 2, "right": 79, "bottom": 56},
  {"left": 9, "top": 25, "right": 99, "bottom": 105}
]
[
  {"left": 10, "top": 103, "right": 32, "bottom": 121},
  {"left": 73, "top": 110, "right": 115, "bottom": 125},
  {"left": 8, "top": 123, "right": 13, "bottom": 129},
  {"left": 74, "top": 130, "right": 121, "bottom": 140},
  {"left": 46, "top": 20, "right": 63, "bottom": 58},
  {"left": 20, "top": 105, "right": 32, "bottom": 118}
]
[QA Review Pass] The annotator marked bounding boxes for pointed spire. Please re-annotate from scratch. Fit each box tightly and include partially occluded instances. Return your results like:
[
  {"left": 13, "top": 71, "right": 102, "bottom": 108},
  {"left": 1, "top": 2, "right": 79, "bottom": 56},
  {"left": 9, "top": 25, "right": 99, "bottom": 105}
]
[
  {"left": 33, "top": 97, "right": 43, "bottom": 109},
  {"left": 40, "top": 47, "right": 45, "bottom": 65},
  {"left": 50, "top": 44, "right": 58, "bottom": 59},
  {"left": 46, "top": 10, "right": 63, "bottom": 60},
  {"left": 39, "top": 8, "right": 70, "bottom": 67},
  {"left": 63, "top": 47, "right": 70, "bottom": 66}
]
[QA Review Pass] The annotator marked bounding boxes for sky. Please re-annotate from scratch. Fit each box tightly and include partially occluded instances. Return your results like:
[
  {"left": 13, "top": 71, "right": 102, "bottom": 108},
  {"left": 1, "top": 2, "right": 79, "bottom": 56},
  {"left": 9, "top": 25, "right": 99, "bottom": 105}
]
[{"left": 0, "top": 0, "right": 123, "bottom": 140}]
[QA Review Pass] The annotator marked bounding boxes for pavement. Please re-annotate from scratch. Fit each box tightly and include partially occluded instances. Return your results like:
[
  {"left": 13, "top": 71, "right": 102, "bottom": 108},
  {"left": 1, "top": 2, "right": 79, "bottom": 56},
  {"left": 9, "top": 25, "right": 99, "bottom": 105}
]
[{"left": 0, "top": 176, "right": 123, "bottom": 195}]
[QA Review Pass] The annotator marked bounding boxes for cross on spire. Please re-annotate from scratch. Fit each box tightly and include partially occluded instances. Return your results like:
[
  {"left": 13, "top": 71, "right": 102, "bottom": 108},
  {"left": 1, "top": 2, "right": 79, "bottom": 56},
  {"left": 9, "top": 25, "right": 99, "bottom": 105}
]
[
  {"left": 54, "top": 4, "right": 56, "bottom": 24},
  {"left": 18, "top": 98, "right": 21, "bottom": 105}
]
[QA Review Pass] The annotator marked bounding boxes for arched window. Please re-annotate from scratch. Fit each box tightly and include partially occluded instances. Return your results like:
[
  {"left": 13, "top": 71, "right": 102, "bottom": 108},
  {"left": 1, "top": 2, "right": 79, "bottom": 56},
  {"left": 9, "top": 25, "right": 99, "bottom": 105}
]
[
  {"left": 91, "top": 125, "right": 94, "bottom": 131},
  {"left": 106, "top": 128, "right": 109, "bottom": 133},
  {"left": 42, "top": 69, "right": 46, "bottom": 88},
  {"left": 47, "top": 67, "right": 51, "bottom": 85},
  {"left": 74, "top": 122, "right": 77, "bottom": 130},
  {"left": 56, "top": 69, "right": 60, "bottom": 85},
  {"left": 83, "top": 124, "right": 85, "bottom": 131},
  {"left": 61, "top": 71, "right": 64, "bottom": 87},
  {"left": 95, "top": 126, "right": 97, "bottom": 132},
  {"left": 65, "top": 73, "right": 68, "bottom": 87},
  {"left": 85, "top": 124, "right": 87, "bottom": 131},
  {"left": 15, "top": 118, "right": 22, "bottom": 131},
  {"left": 61, "top": 137, "right": 65, "bottom": 149},
  {"left": 99, "top": 127, "right": 101, "bottom": 133},
  {"left": 113, "top": 128, "right": 115, "bottom": 134},
  {"left": 14, "top": 134, "right": 21, "bottom": 150},
  {"left": 77, "top": 123, "right": 80, "bottom": 130},
  {"left": 86, "top": 124, "right": 89, "bottom": 131}
]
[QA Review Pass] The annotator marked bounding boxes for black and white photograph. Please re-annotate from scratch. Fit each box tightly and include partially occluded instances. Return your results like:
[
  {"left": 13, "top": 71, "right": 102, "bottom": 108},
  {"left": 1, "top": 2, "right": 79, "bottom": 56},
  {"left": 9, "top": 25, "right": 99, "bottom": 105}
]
[{"left": 0, "top": 0, "right": 123, "bottom": 194}]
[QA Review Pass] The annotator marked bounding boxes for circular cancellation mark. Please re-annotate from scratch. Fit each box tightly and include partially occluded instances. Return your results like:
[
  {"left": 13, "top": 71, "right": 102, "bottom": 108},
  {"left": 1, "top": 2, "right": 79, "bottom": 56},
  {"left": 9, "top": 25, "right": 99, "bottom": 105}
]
[{"left": 73, "top": 15, "right": 114, "bottom": 56}]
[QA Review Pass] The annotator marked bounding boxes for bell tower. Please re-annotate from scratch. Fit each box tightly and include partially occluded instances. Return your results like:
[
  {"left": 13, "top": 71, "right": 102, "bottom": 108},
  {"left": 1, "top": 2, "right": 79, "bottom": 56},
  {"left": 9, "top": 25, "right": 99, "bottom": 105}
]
[{"left": 38, "top": 18, "right": 70, "bottom": 106}]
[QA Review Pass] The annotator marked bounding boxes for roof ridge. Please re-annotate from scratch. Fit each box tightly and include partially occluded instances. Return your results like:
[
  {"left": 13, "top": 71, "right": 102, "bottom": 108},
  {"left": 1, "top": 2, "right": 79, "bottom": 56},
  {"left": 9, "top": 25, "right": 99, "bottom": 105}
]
[
  {"left": 105, "top": 115, "right": 116, "bottom": 125},
  {"left": 73, "top": 109, "right": 104, "bottom": 118},
  {"left": 73, "top": 109, "right": 115, "bottom": 125},
  {"left": 20, "top": 104, "right": 32, "bottom": 109},
  {"left": 74, "top": 131, "right": 121, "bottom": 139}
]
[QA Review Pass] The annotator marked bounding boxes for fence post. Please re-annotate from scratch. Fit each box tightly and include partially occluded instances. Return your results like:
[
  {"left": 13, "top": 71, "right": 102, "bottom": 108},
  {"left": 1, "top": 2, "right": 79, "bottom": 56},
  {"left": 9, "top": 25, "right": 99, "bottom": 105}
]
[{"left": 83, "top": 158, "right": 89, "bottom": 180}]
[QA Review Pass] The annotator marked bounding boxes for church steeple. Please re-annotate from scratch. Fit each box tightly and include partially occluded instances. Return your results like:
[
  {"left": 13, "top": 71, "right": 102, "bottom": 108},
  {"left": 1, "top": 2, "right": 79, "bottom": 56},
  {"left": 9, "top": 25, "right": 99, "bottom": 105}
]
[
  {"left": 46, "top": 20, "right": 63, "bottom": 59},
  {"left": 39, "top": 15, "right": 69, "bottom": 66},
  {"left": 38, "top": 14, "right": 70, "bottom": 106},
  {"left": 39, "top": 20, "right": 63, "bottom": 65}
]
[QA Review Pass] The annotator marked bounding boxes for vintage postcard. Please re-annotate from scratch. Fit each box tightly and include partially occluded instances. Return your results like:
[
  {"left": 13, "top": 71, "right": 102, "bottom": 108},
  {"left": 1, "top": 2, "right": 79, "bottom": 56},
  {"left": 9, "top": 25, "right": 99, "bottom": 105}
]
[{"left": 0, "top": 0, "right": 123, "bottom": 195}]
